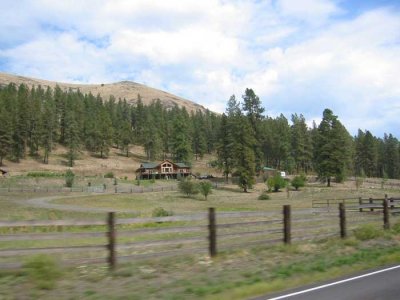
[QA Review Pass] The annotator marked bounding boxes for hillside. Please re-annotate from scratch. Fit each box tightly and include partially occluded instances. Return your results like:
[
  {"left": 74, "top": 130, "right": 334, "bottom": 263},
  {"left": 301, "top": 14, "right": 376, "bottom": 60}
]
[
  {"left": 0, "top": 72, "right": 207, "bottom": 113},
  {"left": 0, "top": 145, "right": 218, "bottom": 179}
]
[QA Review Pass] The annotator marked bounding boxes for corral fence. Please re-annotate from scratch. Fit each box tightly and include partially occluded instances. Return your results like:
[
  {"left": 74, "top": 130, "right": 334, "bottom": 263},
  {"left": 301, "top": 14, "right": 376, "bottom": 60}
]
[
  {"left": 0, "top": 185, "right": 178, "bottom": 194},
  {"left": 0, "top": 182, "right": 226, "bottom": 194},
  {"left": 2, "top": 200, "right": 399, "bottom": 271},
  {"left": 312, "top": 194, "right": 400, "bottom": 213}
]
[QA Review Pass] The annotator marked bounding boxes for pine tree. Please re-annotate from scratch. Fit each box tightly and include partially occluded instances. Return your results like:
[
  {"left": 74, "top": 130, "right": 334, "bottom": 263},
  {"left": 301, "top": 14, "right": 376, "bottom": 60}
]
[
  {"left": 40, "top": 87, "right": 57, "bottom": 164},
  {"left": 234, "top": 114, "right": 256, "bottom": 192},
  {"left": 0, "top": 107, "right": 12, "bottom": 166},
  {"left": 216, "top": 114, "right": 235, "bottom": 182},
  {"left": 242, "top": 88, "right": 264, "bottom": 171},
  {"left": 64, "top": 111, "right": 81, "bottom": 167},
  {"left": 192, "top": 111, "right": 207, "bottom": 160},
  {"left": 315, "top": 109, "right": 351, "bottom": 186},
  {"left": 170, "top": 113, "right": 192, "bottom": 163},
  {"left": 291, "top": 114, "right": 313, "bottom": 173},
  {"left": 383, "top": 134, "right": 399, "bottom": 179}
]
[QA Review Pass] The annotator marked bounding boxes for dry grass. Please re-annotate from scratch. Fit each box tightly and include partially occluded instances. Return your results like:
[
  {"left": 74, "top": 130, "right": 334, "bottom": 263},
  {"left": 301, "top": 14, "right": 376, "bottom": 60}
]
[{"left": 0, "top": 72, "right": 206, "bottom": 113}]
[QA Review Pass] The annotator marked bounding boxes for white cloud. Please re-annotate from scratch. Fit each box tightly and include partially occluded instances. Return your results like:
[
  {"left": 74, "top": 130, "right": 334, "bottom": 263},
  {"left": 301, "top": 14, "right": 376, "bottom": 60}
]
[
  {"left": 0, "top": 0, "right": 399, "bottom": 136},
  {"left": 277, "top": 0, "right": 342, "bottom": 25}
]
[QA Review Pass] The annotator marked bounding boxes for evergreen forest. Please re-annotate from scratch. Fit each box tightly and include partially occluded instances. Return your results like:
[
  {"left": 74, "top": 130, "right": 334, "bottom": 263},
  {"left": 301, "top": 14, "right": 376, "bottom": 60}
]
[{"left": 0, "top": 83, "right": 399, "bottom": 188}]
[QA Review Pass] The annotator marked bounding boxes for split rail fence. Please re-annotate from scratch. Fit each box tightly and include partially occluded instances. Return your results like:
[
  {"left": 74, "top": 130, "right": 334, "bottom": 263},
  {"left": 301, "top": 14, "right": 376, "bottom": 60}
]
[{"left": 1, "top": 199, "right": 399, "bottom": 270}]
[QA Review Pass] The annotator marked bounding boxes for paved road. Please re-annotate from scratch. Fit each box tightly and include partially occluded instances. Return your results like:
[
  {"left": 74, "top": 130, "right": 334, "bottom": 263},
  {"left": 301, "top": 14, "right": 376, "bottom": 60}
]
[{"left": 255, "top": 265, "right": 400, "bottom": 300}]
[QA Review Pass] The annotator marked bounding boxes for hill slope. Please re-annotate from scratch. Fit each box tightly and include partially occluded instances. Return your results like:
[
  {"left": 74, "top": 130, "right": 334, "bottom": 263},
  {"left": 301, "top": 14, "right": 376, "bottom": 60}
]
[{"left": 0, "top": 72, "right": 207, "bottom": 113}]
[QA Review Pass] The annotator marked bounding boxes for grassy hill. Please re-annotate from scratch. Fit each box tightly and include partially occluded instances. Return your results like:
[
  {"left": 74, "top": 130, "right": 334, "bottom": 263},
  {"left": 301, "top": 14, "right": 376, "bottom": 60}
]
[
  {"left": 0, "top": 72, "right": 207, "bottom": 113},
  {"left": 0, "top": 145, "right": 218, "bottom": 179}
]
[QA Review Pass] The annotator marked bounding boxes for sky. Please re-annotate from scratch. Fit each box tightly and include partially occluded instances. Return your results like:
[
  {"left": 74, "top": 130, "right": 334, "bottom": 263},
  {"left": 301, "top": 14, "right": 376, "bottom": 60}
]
[{"left": 0, "top": 0, "right": 399, "bottom": 137}]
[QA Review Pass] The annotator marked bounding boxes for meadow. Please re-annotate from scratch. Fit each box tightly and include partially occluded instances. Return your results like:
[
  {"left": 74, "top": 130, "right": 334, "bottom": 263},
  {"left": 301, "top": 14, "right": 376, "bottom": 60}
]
[{"left": 1, "top": 176, "right": 400, "bottom": 299}]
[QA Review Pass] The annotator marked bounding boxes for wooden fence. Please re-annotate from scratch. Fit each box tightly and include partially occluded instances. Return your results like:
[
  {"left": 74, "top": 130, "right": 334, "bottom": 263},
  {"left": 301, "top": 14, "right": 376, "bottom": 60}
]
[
  {"left": 0, "top": 203, "right": 398, "bottom": 270},
  {"left": 0, "top": 185, "right": 178, "bottom": 194},
  {"left": 312, "top": 195, "right": 400, "bottom": 212}
]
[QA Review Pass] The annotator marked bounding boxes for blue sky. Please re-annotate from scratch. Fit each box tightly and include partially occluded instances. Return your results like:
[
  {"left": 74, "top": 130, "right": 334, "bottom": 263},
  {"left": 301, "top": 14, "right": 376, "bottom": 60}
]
[{"left": 0, "top": 0, "right": 399, "bottom": 137}]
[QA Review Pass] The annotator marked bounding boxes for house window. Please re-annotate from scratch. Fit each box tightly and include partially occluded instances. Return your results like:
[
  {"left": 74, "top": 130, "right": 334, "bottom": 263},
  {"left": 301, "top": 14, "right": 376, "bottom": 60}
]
[{"left": 162, "top": 163, "right": 173, "bottom": 173}]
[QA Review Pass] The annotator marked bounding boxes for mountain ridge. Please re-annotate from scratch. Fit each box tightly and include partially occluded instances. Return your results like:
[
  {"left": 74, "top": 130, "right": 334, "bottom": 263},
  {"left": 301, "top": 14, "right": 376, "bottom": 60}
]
[{"left": 0, "top": 72, "right": 207, "bottom": 113}]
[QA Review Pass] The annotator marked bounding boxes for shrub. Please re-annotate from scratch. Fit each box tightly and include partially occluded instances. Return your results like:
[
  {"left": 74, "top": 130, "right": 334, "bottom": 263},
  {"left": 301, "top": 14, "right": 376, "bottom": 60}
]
[
  {"left": 392, "top": 222, "right": 400, "bottom": 234},
  {"left": 152, "top": 207, "right": 173, "bottom": 217},
  {"left": 291, "top": 175, "right": 306, "bottom": 191},
  {"left": 27, "top": 172, "right": 62, "bottom": 178},
  {"left": 65, "top": 169, "right": 75, "bottom": 187},
  {"left": 178, "top": 178, "right": 199, "bottom": 197},
  {"left": 104, "top": 172, "right": 114, "bottom": 178},
  {"left": 23, "top": 255, "right": 63, "bottom": 290},
  {"left": 258, "top": 192, "right": 270, "bottom": 200},
  {"left": 266, "top": 173, "right": 287, "bottom": 192},
  {"left": 198, "top": 181, "right": 213, "bottom": 200},
  {"left": 353, "top": 224, "right": 381, "bottom": 241}
]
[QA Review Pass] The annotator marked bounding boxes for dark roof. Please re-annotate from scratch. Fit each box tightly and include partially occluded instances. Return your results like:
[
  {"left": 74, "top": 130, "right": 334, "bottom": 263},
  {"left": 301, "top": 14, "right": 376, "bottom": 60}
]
[
  {"left": 175, "top": 162, "right": 190, "bottom": 168},
  {"left": 138, "top": 161, "right": 191, "bottom": 170},
  {"left": 140, "top": 162, "right": 158, "bottom": 169},
  {"left": 263, "top": 167, "right": 276, "bottom": 171}
]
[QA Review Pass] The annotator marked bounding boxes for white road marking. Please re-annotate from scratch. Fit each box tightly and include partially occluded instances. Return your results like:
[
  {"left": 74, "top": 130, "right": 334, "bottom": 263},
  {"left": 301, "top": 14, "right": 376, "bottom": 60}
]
[{"left": 267, "top": 265, "right": 400, "bottom": 299}]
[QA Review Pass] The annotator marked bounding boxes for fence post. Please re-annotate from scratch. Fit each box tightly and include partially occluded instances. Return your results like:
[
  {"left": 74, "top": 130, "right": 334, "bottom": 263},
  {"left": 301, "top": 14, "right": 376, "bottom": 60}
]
[
  {"left": 208, "top": 207, "right": 217, "bottom": 257},
  {"left": 107, "top": 212, "right": 116, "bottom": 270},
  {"left": 383, "top": 199, "right": 390, "bottom": 230},
  {"left": 339, "top": 203, "right": 346, "bottom": 238},
  {"left": 283, "top": 205, "right": 291, "bottom": 244},
  {"left": 369, "top": 198, "right": 373, "bottom": 212},
  {"left": 359, "top": 197, "right": 363, "bottom": 212}
]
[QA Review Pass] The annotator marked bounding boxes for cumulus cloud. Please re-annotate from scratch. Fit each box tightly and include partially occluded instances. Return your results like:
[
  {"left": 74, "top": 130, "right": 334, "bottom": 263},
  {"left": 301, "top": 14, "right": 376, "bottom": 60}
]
[{"left": 0, "top": 0, "right": 399, "bottom": 136}]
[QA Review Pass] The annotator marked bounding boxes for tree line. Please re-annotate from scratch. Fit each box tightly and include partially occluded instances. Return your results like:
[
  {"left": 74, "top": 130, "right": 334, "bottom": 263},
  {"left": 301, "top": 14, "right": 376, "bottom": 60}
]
[{"left": 0, "top": 83, "right": 399, "bottom": 187}]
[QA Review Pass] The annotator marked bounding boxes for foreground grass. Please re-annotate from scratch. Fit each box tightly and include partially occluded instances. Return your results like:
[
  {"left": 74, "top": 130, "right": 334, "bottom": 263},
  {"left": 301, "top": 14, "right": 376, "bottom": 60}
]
[{"left": 2, "top": 231, "right": 400, "bottom": 299}]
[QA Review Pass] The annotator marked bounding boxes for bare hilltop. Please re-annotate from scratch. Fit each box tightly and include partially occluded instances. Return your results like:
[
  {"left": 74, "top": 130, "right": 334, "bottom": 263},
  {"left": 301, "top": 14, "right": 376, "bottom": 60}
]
[{"left": 0, "top": 72, "right": 207, "bottom": 113}]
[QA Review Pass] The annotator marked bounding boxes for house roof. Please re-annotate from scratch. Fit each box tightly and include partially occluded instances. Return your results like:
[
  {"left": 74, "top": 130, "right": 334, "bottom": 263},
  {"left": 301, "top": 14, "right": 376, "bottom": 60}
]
[
  {"left": 140, "top": 162, "right": 158, "bottom": 169},
  {"left": 263, "top": 167, "right": 276, "bottom": 171},
  {"left": 138, "top": 160, "right": 191, "bottom": 170},
  {"left": 175, "top": 162, "right": 190, "bottom": 168}
]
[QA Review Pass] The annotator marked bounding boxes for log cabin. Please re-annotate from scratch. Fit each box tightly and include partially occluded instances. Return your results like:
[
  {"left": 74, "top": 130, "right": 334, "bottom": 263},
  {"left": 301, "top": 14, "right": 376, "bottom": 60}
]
[{"left": 136, "top": 160, "right": 191, "bottom": 179}]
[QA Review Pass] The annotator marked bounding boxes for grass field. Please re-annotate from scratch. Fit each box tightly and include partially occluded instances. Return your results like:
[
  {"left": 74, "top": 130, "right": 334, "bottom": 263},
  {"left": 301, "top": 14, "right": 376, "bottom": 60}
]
[{"left": 1, "top": 177, "right": 400, "bottom": 299}]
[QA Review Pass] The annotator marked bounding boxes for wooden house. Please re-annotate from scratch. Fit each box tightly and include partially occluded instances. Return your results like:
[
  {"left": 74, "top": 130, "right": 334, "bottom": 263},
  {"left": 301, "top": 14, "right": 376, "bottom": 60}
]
[{"left": 136, "top": 160, "right": 191, "bottom": 179}]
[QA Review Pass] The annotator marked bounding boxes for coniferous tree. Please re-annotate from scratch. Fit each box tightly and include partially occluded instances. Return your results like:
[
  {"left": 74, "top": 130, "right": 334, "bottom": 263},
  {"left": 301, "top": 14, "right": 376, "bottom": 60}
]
[
  {"left": 0, "top": 106, "right": 12, "bottom": 166},
  {"left": 291, "top": 114, "right": 313, "bottom": 173},
  {"left": 234, "top": 114, "right": 256, "bottom": 192},
  {"left": 40, "top": 87, "right": 57, "bottom": 164},
  {"left": 315, "top": 109, "right": 351, "bottom": 186},
  {"left": 64, "top": 110, "right": 81, "bottom": 167},
  {"left": 216, "top": 114, "right": 235, "bottom": 182},
  {"left": 170, "top": 112, "right": 192, "bottom": 163},
  {"left": 383, "top": 134, "right": 399, "bottom": 179},
  {"left": 192, "top": 111, "right": 207, "bottom": 160},
  {"left": 242, "top": 88, "right": 264, "bottom": 172}
]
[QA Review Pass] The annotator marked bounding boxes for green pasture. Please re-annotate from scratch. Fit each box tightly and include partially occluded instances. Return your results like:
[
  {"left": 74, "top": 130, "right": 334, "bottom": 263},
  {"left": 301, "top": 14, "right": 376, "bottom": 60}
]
[{"left": 1, "top": 178, "right": 400, "bottom": 299}]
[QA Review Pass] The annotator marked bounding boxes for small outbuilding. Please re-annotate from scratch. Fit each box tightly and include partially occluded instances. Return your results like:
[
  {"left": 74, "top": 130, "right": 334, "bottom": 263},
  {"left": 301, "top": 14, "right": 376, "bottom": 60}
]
[{"left": 136, "top": 160, "right": 191, "bottom": 180}]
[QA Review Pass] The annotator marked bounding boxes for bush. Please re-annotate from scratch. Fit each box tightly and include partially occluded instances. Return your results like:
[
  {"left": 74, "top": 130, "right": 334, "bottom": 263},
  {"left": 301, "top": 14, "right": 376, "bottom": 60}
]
[
  {"left": 291, "top": 175, "right": 306, "bottom": 191},
  {"left": 23, "top": 255, "right": 63, "bottom": 290},
  {"left": 198, "top": 181, "right": 213, "bottom": 200},
  {"left": 27, "top": 172, "right": 62, "bottom": 178},
  {"left": 392, "top": 222, "right": 400, "bottom": 234},
  {"left": 104, "top": 172, "right": 114, "bottom": 178},
  {"left": 178, "top": 178, "right": 199, "bottom": 197},
  {"left": 152, "top": 207, "right": 173, "bottom": 217},
  {"left": 258, "top": 192, "right": 270, "bottom": 200},
  {"left": 266, "top": 173, "right": 287, "bottom": 192},
  {"left": 353, "top": 224, "right": 381, "bottom": 241},
  {"left": 65, "top": 169, "right": 75, "bottom": 187}
]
